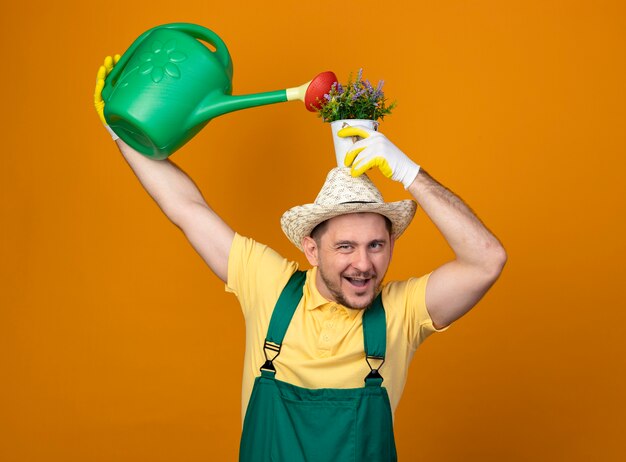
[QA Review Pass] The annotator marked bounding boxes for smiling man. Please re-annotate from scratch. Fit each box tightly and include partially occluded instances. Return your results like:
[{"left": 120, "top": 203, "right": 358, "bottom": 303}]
[
  {"left": 95, "top": 56, "right": 507, "bottom": 462},
  {"left": 304, "top": 213, "right": 392, "bottom": 309}
]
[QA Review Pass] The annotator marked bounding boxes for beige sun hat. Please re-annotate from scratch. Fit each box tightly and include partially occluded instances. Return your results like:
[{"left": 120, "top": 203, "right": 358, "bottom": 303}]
[{"left": 281, "top": 167, "right": 417, "bottom": 251}]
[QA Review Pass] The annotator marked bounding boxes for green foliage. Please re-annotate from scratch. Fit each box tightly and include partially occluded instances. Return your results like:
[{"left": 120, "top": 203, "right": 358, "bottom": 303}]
[{"left": 316, "top": 69, "right": 396, "bottom": 122}]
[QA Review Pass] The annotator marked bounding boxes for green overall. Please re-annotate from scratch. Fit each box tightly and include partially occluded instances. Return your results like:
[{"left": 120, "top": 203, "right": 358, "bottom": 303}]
[{"left": 239, "top": 271, "right": 398, "bottom": 462}]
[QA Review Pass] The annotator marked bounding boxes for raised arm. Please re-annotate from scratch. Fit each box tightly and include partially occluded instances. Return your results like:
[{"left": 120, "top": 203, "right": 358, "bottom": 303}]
[
  {"left": 406, "top": 170, "right": 506, "bottom": 329},
  {"left": 95, "top": 56, "right": 234, "bottom": 283},
  {"left": 339, "top": 126, "right": 507, "bottom": 329}
]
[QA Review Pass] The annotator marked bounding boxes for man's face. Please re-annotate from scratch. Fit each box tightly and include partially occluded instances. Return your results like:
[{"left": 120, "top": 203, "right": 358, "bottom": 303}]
[{"left": 303, "top": 213, "right": 394, "bottom": 310}]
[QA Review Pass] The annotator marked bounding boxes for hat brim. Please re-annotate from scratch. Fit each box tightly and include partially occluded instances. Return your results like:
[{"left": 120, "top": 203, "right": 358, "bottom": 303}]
[{"left": 280, "top": 200, "right": 417, "bottom": 251}]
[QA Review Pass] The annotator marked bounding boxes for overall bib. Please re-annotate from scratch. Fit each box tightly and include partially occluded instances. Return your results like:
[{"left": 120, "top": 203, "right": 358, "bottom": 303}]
[{"left": 239, "top": 271, "right": 398, "bottom": 462}]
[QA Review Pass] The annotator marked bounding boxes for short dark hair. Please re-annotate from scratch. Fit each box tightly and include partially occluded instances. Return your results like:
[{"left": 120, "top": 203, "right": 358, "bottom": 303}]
[{"left": 309, "top": 214, "right": 393, "bottom": 244}]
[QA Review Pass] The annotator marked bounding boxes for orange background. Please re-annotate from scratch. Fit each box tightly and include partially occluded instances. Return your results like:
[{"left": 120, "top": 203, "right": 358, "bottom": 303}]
[{"left": 1, "top": 1, "right": 625, "bottom": 460}]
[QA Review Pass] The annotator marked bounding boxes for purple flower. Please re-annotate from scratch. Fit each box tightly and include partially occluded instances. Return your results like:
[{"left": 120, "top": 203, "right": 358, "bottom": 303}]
[
  {"left": 371, "top": 80, "right": 384, "bottom": 99},
  {"left": 351, "top": 88, "right": 365, "bottom": 101}
]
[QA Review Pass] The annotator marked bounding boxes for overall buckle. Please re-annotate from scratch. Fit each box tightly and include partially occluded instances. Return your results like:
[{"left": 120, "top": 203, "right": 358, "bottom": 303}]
[
  {"left": 260, "top": 341, "right": 281, "bottom": 373},
  {"left": 365, "top": 355, "right": 385, "bottom": 381}
]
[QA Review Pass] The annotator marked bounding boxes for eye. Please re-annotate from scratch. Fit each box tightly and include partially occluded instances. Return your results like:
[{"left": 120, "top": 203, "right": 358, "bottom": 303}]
[{"left": 369, "top": 241, "right": 385, "bottom": 250}]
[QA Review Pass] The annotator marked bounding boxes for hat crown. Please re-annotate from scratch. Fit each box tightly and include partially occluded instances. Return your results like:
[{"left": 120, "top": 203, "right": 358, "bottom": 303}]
[
  {"left": 280, "top": 167, "right": 417, "bottom": 252},
  {"left": 315, "top": 168, "right": 384, "bottom": 206}
]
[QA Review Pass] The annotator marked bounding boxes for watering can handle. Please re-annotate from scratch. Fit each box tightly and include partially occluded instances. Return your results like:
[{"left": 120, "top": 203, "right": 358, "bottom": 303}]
[
  {"left": 161, "top": 23, "right": 232, "bottom": 72},
  {"left": 102, "top": 23, "right": 233, "bottom": 99}
]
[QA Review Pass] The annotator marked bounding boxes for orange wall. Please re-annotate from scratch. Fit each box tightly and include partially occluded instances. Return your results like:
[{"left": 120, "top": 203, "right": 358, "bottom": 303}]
[{"left": 1, "top": 1, "right": 625, "bottom": 460}]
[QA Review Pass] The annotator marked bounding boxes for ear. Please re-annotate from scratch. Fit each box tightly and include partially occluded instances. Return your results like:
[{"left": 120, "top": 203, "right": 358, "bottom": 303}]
[
  {"left": 302, "top": 236, "right": 319, "bottom": 266},
  {"left": 389, "top": 235, "right": 396, "bottom": 257}
]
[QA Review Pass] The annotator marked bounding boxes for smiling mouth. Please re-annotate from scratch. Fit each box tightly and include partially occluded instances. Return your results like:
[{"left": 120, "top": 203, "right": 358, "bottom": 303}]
[{"left": 344, "top": 277, "right": 373, "bottom": 288}]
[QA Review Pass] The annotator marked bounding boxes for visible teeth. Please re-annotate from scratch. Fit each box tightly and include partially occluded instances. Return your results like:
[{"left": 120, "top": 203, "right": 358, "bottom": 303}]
[{"left": 347, "top": 277, "right": 368, "bottom": 287}]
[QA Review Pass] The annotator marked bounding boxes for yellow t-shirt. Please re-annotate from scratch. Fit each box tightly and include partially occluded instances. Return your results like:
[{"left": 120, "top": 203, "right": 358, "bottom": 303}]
[{"left": 226, "top": 233, "right": 447, "bottom": 422}]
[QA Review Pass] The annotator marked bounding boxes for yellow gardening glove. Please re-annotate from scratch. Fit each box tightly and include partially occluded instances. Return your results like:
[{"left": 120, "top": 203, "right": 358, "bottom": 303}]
[
  {"left": 338, "top": 126, "right": 421, "bottom": 189},
  {"left": 94, "top": 54, "right": 121, "bottom": 139}
]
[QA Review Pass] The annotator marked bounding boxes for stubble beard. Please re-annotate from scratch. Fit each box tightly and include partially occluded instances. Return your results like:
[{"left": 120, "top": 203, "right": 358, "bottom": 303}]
[{"left": 318, "top": 266, "right": 383, "bottom": 310}]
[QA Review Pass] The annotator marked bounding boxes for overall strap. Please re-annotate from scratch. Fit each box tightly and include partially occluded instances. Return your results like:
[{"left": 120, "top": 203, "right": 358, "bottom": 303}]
[
  {"left": 362, "top": 293, "right": 387, "bottom": 385},
  {"left": 260, "top": 270, "right": 306, "bottom": 374}
]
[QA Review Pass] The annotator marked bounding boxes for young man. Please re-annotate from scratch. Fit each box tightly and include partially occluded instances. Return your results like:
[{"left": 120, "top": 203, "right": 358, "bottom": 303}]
[{"left": 95, "top": 57, "right": 506, "bottom": 461}]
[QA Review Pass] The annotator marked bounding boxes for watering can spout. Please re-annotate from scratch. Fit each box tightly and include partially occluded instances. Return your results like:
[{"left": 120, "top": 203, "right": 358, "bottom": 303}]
[
  {"left": 197, "top": 89, "right": 290, "bottom": 122},
  {"left": 197, "top": 71, "right": 335, "bottom": 122}
]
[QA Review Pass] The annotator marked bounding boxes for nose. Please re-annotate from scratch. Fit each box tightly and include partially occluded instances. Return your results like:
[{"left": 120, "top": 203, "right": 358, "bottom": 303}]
[{"left": 351, "top": 247, "right": 374, "bottom": 273}]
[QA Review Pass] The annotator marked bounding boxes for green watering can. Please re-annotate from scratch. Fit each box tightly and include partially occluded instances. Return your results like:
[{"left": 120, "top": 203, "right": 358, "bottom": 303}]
[{"left": 102, "top": 23, "right": 336, "bottom": 160}]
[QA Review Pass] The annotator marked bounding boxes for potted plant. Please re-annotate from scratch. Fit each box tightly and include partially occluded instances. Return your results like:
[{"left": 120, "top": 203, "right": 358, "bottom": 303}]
[{"left": 315, "top": 69, "right": 396, "bottom": 166}]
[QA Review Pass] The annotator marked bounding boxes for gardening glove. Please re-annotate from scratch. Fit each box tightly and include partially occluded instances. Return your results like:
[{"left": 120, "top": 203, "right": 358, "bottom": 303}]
[
  {"left": 94, "top": 54, "right": 121, "bottom": 140},
  {"left": 338, "top": 126, "right": 421, "bottom": 189}
]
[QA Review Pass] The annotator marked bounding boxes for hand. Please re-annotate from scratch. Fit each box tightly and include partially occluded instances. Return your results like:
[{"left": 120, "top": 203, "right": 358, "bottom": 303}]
[
  {"left": 338, "top": 126, "right": 421, "bottom": 189},
  {"left": 94, "top": 54, "right": 121, "bottom": 140}
]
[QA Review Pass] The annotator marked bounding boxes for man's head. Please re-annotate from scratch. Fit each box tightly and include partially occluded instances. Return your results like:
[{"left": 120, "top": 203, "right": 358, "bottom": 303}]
[
  {"left": 302, "top": 213, "right": 394, "bottom": 309},
  {"left": 280, "top": 167, "right": 417, "bottom": 307}
]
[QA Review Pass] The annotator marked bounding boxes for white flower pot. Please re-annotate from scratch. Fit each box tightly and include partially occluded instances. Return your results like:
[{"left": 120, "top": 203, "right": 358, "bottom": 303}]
[{"left": 330, "top": 119, "right": 379, "bottom": 168}]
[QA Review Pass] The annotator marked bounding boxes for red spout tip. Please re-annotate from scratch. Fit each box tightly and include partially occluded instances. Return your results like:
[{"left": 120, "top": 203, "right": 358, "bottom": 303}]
[{"left": 304, "top": 71, "right": 337, "bottom": 112}]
